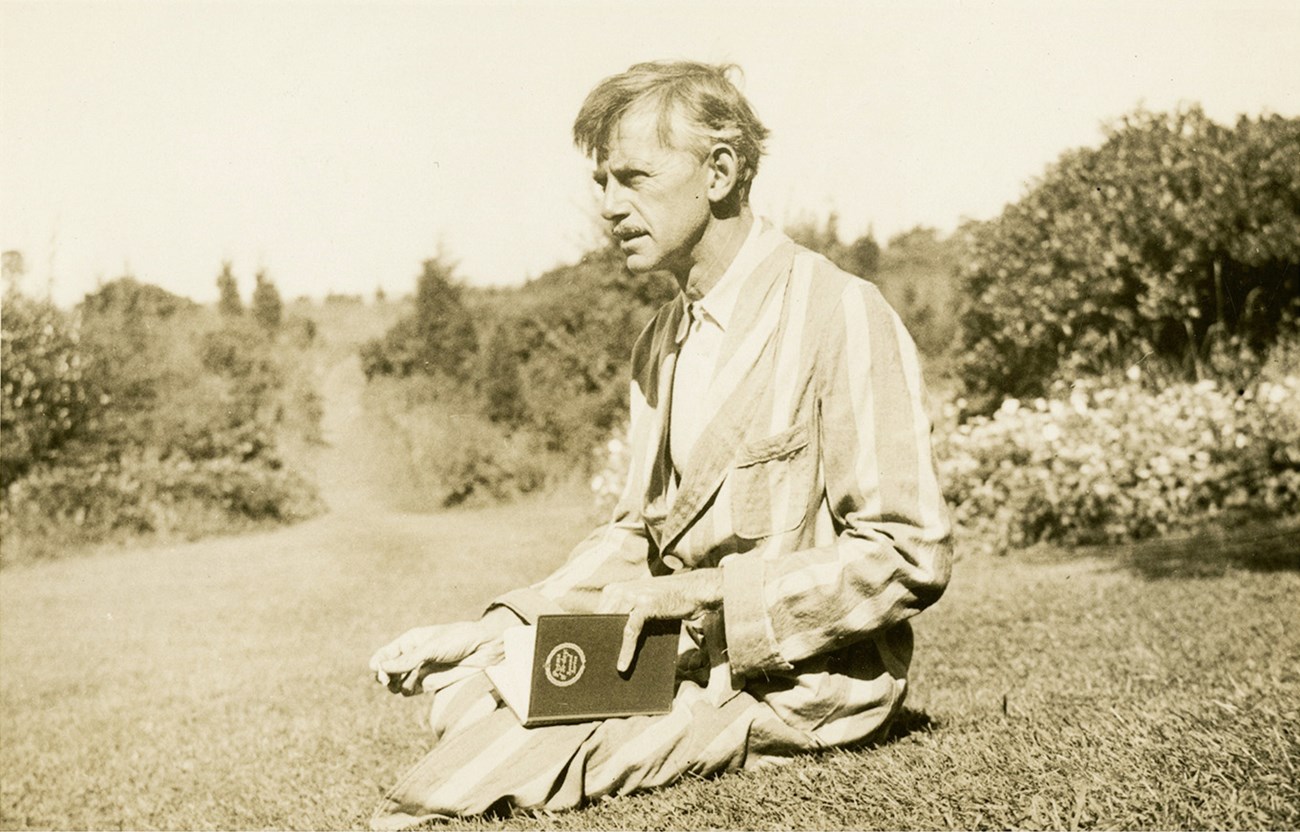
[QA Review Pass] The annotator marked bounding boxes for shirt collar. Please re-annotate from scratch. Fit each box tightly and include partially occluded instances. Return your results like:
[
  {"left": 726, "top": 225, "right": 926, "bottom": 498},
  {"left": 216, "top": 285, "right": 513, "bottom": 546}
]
[{"left": 679, "top": 218, "right": 767, "bottom": 339}]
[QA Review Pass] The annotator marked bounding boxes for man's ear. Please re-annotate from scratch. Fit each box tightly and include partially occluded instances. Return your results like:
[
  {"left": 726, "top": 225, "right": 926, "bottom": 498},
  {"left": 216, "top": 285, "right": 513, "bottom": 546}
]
[{"left": 706, "top": 144, "right": 741, "bottom": 204}]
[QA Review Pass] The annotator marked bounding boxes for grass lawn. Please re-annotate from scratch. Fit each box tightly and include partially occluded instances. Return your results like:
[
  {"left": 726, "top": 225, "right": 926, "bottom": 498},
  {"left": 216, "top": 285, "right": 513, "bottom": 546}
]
[{"left": 2, "top": 489, "right": 1296, "bottom": 830}]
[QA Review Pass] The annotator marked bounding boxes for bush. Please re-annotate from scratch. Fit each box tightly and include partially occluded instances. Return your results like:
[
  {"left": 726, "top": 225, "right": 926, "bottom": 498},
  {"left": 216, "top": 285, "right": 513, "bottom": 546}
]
[
  {"left": 360, "top": 256, "right": 477, "bottom": 381},
  {"left": 251, "top": 270, "right": 284, "bottom": 333},
  {"left": 786, "top": 217, "right": 962, "bottom": 362},
  {"left": 471, "top": 245, "right": 675, "bottom": 456},
  {"left": 0, "top": 451, "right": 321, "bottom": 565},
  {"left": 358, "top": 243, "right": 673, "bottom": 505},
  {"left": 590, "top": 431, "right": 631, "bottom": 517},
  {"left": 0, "top": 289, "right": 95, "bottom": 488},
  {"left": 958, "top": 106, "right": 1300, "bottom": 411},
  {"left": 937, "top": 356, "right": 1300, "bottom": 556},
  {"left": 785, "top": 211, "right": 881, "bottom": 279},
  {"left": 1, "top": 276, "right": 323, "bottom": 563},
  {"left": 360, "top": 375, "right": 562, "bottom": 510}
]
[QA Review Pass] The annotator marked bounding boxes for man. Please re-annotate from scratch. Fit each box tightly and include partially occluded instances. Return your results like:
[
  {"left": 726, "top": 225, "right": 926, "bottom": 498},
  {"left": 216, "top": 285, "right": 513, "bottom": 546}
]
[{"left": 369, "top": 60, "right": 951, "bottom": 828}]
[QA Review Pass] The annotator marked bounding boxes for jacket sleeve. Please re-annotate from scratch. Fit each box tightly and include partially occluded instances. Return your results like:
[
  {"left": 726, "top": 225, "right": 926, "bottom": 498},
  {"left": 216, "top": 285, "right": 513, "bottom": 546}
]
[
  {"left": 720, "top": 279, "right": 952, "bottom": 676},
  {"left": 485, "top": 317, "right": 664, "bottom": 624}
]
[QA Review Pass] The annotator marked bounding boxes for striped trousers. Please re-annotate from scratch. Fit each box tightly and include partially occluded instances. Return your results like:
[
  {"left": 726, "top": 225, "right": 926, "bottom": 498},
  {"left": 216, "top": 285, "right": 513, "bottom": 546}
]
[{"left": 371, "top": 661, "right": 904, "bottom": 830}]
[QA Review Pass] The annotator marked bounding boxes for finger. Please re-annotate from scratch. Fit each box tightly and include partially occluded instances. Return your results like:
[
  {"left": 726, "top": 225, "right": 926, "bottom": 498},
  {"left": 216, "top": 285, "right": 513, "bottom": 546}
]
[
  {"left": 401, "top": 663, "right": 426, "bottom": 695},
  {"left": 375, "top": 669, "right": 390, "bottom": 686},
  {"left": 617, "top": 612, "right": 644, "bottom": 674},
  {"left": 370, "top": 642, "right": 400, "bottom": 672},
  {"left": 379, "top": 646, "right": 429, "bottom": 674}
]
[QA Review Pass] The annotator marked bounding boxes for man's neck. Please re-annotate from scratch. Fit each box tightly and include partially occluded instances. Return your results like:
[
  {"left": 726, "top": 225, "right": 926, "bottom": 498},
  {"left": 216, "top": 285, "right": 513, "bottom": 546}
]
[{"left": 676, "top": 206, "right": 754, "bottom": 300}]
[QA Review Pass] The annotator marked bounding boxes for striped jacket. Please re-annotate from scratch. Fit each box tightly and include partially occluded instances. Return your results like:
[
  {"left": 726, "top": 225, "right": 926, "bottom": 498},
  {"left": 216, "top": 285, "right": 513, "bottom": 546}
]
[{"left": 492, "top": 222, "right": 951, "bottom": 742}]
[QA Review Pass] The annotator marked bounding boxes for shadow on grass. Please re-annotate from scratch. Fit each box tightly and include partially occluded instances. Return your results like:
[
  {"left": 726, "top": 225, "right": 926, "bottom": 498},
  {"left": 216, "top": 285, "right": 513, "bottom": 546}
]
[
  {"left": 472, "top": 708, "right": 939, "bottom": 825},
  {"left": 862, "top": 706, "right": 937, "bottom": 747},
  {"left": 1100, "top": 519, "right": 1300, "bottom": 580}
]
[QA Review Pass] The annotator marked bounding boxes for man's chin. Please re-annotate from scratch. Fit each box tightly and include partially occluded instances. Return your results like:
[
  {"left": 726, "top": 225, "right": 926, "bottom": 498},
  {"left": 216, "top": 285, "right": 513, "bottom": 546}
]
[{"left": 621, "top": 253, "right": 659, "bottom": 275}]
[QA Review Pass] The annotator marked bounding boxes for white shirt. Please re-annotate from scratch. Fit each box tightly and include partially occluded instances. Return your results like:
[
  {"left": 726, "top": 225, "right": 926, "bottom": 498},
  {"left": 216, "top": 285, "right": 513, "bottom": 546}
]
[{"left": 669, "top": 219, "right": 769, "bottom": 475}]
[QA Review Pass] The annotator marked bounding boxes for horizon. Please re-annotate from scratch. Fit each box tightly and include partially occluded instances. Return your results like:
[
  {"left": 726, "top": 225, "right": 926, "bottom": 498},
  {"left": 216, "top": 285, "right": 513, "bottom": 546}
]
[{"left": 3, "top": 0, "right": 1298, "bottom": 307}]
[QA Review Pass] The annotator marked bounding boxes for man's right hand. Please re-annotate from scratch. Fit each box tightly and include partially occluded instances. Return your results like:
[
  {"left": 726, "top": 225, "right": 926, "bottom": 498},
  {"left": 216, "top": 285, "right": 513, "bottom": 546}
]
[{"left": 368, "top": 621, "right": 493, "bottom": 694}]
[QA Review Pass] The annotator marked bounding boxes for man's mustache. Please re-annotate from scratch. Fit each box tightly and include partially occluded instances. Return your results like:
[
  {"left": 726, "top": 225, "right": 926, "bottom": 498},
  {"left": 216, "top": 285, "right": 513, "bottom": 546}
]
[{"left": 613, "top": 226, "right": 648, "bottom": 241}]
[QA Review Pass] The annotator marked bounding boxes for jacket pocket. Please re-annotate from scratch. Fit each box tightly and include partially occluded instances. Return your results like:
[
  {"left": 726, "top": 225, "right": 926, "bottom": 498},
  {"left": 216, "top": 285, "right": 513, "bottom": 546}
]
[{"left": 731, "top": 421, "right": 816, "bottom": 539}]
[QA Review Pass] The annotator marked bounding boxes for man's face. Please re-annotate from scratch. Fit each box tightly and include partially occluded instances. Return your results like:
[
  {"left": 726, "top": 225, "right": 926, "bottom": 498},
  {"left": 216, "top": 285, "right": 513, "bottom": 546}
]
[{"left": 593, "top": 105, "right": 712, "bottom": 275}]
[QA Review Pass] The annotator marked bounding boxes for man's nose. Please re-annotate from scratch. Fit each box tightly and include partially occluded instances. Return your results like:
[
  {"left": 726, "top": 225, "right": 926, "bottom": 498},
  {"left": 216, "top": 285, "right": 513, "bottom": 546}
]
[{"left": 599, "top": 178, "right": 627, "bottom": 222}]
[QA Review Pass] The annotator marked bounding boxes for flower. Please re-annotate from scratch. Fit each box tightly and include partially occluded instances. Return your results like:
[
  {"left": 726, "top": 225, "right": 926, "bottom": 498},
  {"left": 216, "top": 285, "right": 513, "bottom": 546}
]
[{"left": 933, "top": 368, "right": 1300, "bottom": 553}]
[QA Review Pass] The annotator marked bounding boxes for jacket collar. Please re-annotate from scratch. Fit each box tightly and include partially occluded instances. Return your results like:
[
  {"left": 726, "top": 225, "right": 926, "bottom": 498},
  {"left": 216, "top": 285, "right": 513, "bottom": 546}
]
[{"left": 643, "top": 227, "right": 799, "bottom": 553}]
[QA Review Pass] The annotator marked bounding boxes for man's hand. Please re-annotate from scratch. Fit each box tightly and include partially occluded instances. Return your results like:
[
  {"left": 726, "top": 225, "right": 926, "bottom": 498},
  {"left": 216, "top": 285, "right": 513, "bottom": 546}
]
[
  {"left": 368, "top": 621, "right": 491, "bottom": 694},
  {"left": 370, "top": 606, "right": 522, "bottom": 695},
  {"left": 597, "top": 569, "right": 722, "bottom": 673}
]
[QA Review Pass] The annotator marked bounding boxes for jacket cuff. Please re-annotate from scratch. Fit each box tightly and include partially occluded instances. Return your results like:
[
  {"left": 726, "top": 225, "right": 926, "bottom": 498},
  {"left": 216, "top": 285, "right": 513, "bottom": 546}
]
[
  {"left": 721, "top": 551, "right": 793, "bottom": 677},
  {"left": 485, "top": 587, "right": 567, "bottom": 625}
]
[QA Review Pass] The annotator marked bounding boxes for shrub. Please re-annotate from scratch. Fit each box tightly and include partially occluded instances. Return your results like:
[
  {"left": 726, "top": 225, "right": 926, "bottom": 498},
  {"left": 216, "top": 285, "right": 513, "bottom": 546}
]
[
  {"left": 472, "top": 245, "right": 675, "bottom": 456},
  {"left": 0, "top": 289, "right": 95, "bottom": 488},
  {"left": 786, "top": 216, "right": 962, "bottom": 362},
  {"left": 936, "top": 359, "right": 1300, "bottom": 556},
  {"left": 1, "top": 276, "right": 323, "bottom": 563},
  {"left": 360, "top": 243, "right": 674, "bottom": 504},
  {"left": 786, "top": 211, "right": 881, "bottom": 279},
  {"left": 217, "top": 261, "right": 243, "bottom": 317},
  {"left": 360, "top": 256, "right": 477, "bottom": 381},
  {"left": 958, "top": 106, "right": 1300, "bottom": 412},
  {"left": 591, "top": 431, "right": 631, "bottom": 517},
  {"left": 251, "top": 270, "right": 283, "bottom": 333},
  {"left": 360, "top": 375, "right": 562, "bottom": 510},
  {"left": 874, "top": 226, "right": 963, "bottom": 361},
  {"left": 590, "top": 344, "right": 1300, "bottom": 556},
  {"left": 0, "top": 450, "right": 321, "bottom": 565}
]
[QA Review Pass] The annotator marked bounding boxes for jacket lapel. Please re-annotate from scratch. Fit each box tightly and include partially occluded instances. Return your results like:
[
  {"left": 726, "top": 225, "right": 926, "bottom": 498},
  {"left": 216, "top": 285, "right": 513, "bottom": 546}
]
[
  {"left": 638, "top": 297, "right": 687, "bottom": 553},
  {"left": 658, "top": 240, "right": 797, "bottom": 552}
]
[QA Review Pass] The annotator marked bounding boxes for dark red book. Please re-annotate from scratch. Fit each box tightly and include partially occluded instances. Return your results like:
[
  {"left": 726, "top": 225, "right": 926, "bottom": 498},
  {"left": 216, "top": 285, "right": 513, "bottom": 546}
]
[{"left": 485, "top": 614, "right": 680, "bottom": 727}]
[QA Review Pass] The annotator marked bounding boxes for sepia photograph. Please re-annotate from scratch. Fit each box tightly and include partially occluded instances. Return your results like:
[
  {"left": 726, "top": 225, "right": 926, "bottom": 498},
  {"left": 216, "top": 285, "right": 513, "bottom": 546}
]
[{"left": 2, "top": 1, "right": 1297, "bottom": 829}]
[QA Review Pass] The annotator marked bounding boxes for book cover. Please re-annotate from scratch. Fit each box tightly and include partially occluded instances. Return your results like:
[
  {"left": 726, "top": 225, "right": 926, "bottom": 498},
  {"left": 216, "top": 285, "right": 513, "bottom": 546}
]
[{"left": 485, "top": 614, "right": 680, "bottom": 727}]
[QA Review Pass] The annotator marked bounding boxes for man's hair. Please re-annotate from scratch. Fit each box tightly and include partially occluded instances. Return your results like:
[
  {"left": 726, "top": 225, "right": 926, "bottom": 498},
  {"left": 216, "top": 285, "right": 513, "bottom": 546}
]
[{"left": 573, "top": 60, "right": 771, "bottom": 195}]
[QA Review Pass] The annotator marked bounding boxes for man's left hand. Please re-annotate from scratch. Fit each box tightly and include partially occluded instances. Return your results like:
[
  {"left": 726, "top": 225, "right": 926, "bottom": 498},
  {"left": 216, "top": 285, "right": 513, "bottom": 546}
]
[{"left": 597, "top": 569, "right": 723, "bottom": 672}]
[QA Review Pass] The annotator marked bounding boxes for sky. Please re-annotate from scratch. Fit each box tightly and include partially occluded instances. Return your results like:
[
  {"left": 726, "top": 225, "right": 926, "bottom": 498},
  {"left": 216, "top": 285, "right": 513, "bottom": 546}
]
[{"left": 2, "top": 0, "right": 1298, "bottom": 306}]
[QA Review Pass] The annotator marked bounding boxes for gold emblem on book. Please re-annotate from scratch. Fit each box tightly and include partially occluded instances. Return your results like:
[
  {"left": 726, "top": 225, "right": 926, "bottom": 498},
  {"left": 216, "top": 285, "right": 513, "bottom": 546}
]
[{"left": 544, "top": 642, "right": 586, "bottom": 687}]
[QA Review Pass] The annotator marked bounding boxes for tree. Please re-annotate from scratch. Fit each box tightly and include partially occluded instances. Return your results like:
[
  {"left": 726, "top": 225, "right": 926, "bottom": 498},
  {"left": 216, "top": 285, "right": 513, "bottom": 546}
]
[
  {"left": 251, "top": 270, "right": 283, "bottom": 333},
  {"left": 957, "top": 106, "right": 1300, "bottom": 411},
  {"left": 873, "top": 227, "right": 962, "bottom": 359},
  {"left": 480, "top": 319, "right": 526, "bottom": 426},
  {"left": 217, "top": 262, "right": 242, "bottom": 317},
  {"left": 785, "top": 211, "right": 880, "bottom": 278},
  {"left": 2, "top": 250, "right": 25, "bottom": 291},
  {"left": 360, "top": 254, "right": 478, "bottom": 380},
  {"left": 411, "top": 255, "right": 477, "bottom": 379}
]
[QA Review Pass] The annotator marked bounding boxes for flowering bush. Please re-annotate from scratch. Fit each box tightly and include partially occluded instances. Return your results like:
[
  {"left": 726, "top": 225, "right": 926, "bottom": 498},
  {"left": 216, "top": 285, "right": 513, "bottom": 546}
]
[
  {"left": 936, "top": 367, "right": 1300, "bottom": 555},
  {"left": 589, "top": 361, "right": 1300, "bottom": 556},
  {"left": 591, "top": 433, "right": 631, "bottom": 517}
]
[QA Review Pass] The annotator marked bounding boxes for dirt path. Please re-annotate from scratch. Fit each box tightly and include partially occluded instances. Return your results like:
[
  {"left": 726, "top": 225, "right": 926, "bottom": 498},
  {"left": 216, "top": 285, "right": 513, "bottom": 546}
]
[{"left": 313, "top": 351, "right": 406, "bottom": 515}]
